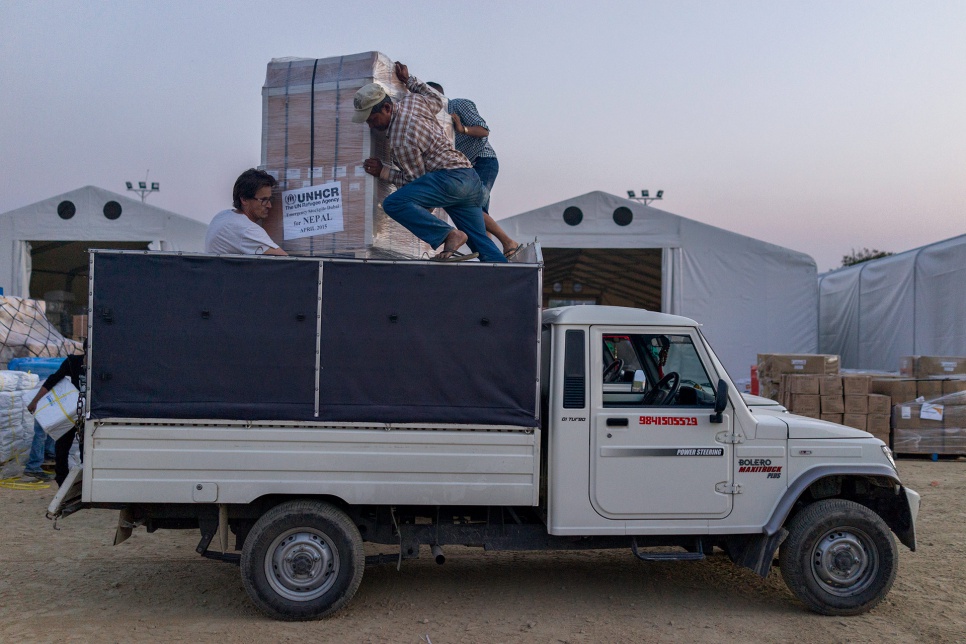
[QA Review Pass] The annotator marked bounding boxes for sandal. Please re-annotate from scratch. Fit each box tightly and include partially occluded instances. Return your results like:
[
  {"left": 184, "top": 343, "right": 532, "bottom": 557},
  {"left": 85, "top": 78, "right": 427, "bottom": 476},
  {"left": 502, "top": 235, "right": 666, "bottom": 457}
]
[
  {"left": 503, "top": 244, "right": 524, "bottom": 260},
  {"left": 433, "top": 250, "right": 479, "bottom": 262}
]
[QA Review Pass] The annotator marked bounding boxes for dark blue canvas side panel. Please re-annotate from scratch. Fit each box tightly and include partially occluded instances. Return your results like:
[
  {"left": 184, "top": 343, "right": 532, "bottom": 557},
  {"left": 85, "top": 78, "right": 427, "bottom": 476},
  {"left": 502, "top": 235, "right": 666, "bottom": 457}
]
[
  {"left": 89, "top": 253, "right": 319, "bottom": 420},
  {"left": 318, "top": 262, "right": 539, "bottom": 426}
]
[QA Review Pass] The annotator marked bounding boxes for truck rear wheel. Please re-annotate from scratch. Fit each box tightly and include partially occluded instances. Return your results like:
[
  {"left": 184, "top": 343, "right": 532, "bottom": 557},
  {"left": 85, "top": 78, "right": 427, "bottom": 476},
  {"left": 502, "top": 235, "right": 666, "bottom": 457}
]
[
  {"left": 240, "top": 500, "right": 364, "bottom": 620},
  {"left": 779, "top": 498, "right": 897, "bottom": 615}
]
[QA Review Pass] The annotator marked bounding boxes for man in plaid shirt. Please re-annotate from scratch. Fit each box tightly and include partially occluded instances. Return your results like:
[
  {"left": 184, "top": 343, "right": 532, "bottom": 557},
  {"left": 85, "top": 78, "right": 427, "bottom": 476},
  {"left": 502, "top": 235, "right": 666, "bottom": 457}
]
[{"left": 354, "top": 62, "right": 506, "bottom": 263}]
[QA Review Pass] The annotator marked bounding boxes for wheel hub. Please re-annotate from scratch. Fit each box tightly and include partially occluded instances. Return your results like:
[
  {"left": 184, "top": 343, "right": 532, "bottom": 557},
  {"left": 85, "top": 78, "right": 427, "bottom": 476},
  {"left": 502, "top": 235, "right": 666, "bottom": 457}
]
[
  {"left": 812, "top": 529, "right": 877, "bottom": 596},
  {"left": 265, "top": 529, "right": 339, "bottom": 602}
]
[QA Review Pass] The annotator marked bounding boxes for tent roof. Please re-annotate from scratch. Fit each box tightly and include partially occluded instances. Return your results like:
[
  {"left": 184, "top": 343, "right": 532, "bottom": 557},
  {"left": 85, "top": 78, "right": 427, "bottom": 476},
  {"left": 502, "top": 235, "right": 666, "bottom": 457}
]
[
  {"left": 819, "top": 231, "right": 966, "bottom": 279},
  {"left": 501, "top": 190, "right": 813, "bottom": 262},
  {"left": 0, "top": 185, "right": 207, "bottom": 243}
]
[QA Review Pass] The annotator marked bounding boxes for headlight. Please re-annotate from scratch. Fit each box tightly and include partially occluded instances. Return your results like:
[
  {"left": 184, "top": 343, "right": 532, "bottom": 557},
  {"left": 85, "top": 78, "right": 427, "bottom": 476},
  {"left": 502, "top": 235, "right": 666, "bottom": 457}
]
[{"left": 881, "top": 445, "right": 897, "bottom": 470}]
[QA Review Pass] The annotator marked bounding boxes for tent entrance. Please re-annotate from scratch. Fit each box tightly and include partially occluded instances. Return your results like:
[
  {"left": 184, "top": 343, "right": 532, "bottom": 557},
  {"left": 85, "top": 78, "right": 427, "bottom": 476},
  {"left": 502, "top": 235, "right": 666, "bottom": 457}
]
[
  {"left": 542, "top": 248, "right": 663, "bottom": 311},
  {"left": 28, "top": 240, "right": 151, "bottom": 337}
]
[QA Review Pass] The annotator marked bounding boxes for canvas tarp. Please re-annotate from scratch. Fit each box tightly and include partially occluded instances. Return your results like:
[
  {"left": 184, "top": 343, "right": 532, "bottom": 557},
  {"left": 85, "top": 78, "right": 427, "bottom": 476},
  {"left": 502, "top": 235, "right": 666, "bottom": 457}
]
[{"left": 819, "top": 233, "right": 966, "bottom": 371}]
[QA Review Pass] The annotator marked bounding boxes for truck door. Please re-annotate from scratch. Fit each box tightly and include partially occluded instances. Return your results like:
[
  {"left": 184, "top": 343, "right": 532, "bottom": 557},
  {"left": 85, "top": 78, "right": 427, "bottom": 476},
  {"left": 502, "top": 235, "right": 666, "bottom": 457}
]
[{"left": 590, "top": 326, "right": 734, "bottom": 519}]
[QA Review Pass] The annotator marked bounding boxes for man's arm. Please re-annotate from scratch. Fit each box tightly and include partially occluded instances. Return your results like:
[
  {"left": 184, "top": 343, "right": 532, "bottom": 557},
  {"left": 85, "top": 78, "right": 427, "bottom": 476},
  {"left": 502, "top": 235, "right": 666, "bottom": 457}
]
[
  {"left": 26, "top": 387, "right": 49, "bottom": 414},
  {"left": 263, "top": 247, "right": 288, "bottom": 256},
  {"left": 451, "top": 99, "right": 490, "bottom": 137},
  {"left": 394, "top": 61, "right": 443, "bottom": 114}
]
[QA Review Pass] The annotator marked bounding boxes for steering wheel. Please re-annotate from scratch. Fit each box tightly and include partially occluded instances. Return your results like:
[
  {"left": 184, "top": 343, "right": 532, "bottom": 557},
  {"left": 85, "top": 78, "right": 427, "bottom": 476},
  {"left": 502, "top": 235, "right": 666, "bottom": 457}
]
[
  {"left": 642, "top": 372, "right": 681, "bottom": 406},
  {"left": 602, "top": 358, "right": 625, "bottom": 383}
]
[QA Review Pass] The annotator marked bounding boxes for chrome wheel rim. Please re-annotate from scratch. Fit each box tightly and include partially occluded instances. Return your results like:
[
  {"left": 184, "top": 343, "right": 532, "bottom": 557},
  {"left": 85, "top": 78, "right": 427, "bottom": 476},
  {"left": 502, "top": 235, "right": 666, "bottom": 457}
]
[
  {"left": 811, "top": 528, "right": 878, "bottom": 596},
  {"left": 265, "top": 527, "right": 339, "bottom": 602}
]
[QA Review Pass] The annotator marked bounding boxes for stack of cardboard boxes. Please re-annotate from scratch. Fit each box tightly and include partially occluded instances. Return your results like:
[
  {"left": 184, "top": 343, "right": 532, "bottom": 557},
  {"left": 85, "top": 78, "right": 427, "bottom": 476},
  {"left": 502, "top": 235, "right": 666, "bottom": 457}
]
[
  {"left": 777, "top": 373, "right": 891, "bottom": 443},
  {"left": 757, "top": 352, "right": 966, "bottom": 455},
  {"left": 260, "top": 51, "right": 455, "bottom": 259},
  {"left": 885, "top": 355, "right": 966, "bottom": 456},
  {"left": 756, "top": 354, "right": 839, "bottom": 401}
]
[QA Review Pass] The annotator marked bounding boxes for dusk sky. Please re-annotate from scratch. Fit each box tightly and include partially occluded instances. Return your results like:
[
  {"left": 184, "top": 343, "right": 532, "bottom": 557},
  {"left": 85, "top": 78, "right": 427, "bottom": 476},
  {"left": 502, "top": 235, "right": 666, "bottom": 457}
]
[{"left": 2, "top": 0, "right": 964, "bottom": 272}]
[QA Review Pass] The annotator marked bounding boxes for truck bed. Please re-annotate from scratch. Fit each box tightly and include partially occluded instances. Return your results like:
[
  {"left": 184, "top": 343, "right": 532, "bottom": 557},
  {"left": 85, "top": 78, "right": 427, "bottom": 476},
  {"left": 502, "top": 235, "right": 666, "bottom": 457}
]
[{"left": 85, "top": 420, "right": 540, "bottom": 506}]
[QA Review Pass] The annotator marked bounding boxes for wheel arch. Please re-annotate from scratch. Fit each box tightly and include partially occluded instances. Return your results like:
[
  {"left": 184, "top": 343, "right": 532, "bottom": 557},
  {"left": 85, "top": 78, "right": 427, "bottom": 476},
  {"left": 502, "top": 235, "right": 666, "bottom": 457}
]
[{"left": 764, "top": 465, "right": 916, "bottom": 551}]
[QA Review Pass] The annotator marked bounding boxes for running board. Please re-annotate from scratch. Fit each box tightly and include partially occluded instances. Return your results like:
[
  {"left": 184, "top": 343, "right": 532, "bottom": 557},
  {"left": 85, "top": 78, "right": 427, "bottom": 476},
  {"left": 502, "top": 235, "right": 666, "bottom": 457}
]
[{"left": 631, "top": 537, "right": 706, "bottom": 562}]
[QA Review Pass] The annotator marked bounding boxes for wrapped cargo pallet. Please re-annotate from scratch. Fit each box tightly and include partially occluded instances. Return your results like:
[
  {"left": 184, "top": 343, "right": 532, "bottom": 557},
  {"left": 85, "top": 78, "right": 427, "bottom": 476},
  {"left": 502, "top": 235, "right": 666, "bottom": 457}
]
[{"left": 261, "top": 51, "right": 455, "bottom": 258}]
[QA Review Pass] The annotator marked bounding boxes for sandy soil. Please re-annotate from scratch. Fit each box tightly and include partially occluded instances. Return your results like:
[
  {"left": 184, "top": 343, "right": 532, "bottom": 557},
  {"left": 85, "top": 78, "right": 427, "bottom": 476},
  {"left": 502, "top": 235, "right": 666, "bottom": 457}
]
[{"left": 0, "top": 459, "right": 962, "bottom": 644}]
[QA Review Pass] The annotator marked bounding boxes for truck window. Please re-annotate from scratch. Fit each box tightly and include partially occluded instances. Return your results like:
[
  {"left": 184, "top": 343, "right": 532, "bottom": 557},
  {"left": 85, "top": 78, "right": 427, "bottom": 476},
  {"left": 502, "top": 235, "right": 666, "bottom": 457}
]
[{"left": 602, "top": 334, "right": 715, "bottom": 407}]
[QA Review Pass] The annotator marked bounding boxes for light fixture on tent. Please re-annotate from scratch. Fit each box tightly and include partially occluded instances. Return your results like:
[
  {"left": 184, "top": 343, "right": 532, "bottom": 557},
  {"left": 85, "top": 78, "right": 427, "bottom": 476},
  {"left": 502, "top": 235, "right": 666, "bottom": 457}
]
[
  {"left": 126, "top": 170, "right": 160, "bottom": 203},
  {"left": 627, "top": 188, "right": 665, "bottom": 206}
]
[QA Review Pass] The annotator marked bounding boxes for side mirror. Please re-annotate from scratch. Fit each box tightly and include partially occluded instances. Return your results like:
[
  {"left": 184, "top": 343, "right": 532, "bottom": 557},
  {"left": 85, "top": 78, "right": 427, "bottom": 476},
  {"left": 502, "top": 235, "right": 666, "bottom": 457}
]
[
  {"left": 632, "top": 369, "right": 646, "bottom": 393},
  {"left": 711, "top": 378, "right": 728, "bottom": 424}
]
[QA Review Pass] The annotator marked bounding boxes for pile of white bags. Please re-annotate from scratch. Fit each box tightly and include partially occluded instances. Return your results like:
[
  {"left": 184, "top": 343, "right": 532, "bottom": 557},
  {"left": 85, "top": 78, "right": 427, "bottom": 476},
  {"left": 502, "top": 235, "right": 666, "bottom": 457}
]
[{"left": 0, "top": 371, "right": 41, "bottom": 479}]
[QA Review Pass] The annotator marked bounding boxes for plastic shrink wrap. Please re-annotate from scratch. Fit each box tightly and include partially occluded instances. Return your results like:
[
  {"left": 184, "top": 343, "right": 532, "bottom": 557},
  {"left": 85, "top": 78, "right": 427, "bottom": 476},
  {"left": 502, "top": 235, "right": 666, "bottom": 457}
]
[
  {"left": 893, "top": 390, "right": 966, "bottom": 456},
  {"left": 261, "top": 51, "right": 455, "bottom": 258}
]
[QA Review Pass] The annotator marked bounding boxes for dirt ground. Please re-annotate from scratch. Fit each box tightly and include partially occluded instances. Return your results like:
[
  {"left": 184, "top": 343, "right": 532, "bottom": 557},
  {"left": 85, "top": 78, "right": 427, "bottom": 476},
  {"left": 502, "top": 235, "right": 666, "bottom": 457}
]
[{"left": 0, "top": 459, "right": 962, "bottom": 644}]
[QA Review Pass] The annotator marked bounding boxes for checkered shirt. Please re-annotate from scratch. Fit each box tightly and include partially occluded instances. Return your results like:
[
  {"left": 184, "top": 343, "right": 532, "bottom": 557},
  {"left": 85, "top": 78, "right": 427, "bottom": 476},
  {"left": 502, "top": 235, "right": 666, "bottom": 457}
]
[
  {"left": 447, "top": 98, "right": 497, "bottom": 163},
  {"left": 379, "top": 77, "right": 472, "bottom": 186}
]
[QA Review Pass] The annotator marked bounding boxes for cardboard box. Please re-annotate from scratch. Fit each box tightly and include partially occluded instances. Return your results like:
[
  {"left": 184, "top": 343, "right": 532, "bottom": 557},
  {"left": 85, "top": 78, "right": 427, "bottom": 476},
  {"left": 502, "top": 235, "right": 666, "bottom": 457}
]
[
  {"left": 791, "top": 394, "right": 821, "bottom": 415},
  {"left": 788, "top": 374, "right": 820, "bottom": 395},
  {"left": 900, "top": 356, "right": 966, "bottom": 378},
  {"left": 844, "top": 395, "right": 869, "bottom": 414},
  {"left": 867, "top": 394, "right": 891, "bottom": 415},
  {"left": 820, "top": 413, "right": 844, "bottom": 424},
  {"left": 819, "top": 375, "right": 843, "bottom": 395},
  {"left": 758, "top": 354, "right": 839, "bottom": 380},
  {"left": 945, "top": 405, "right": 966, "bottom": 429},
  {"left": 917, "top": 379, "right": 944, "bottom": 401},
  {"left": 261, "top": 51, "right": 454, "bottom": 259},
  {"left": 72, "top": 314, "right": 88, "bottom": 339},
  {"left": 870, "top": 378, "right": 918, "bottom": 408},
  {"left": 842, "top": 375, "right": 870, "bottom": 396},
  {"left": 943, "top": 378, "right": 966, "bottom": 396},
  {"left": 843, "top": 413, "right": 867, "bottom": 431},
  {"left": 867, "top": 413, "right": 890, "bottom": 435},
  {"left": 944, "top": 427, "right": 966, "bottom": 455},
  {"left": 821, "top": 395, "right": 845, "bottom": 413},
  {"left": 893, "top": 428, "right": 943, "bottom": 454},
  {"left": 893, "top": 403, "right": 944, "bottom": 431}
]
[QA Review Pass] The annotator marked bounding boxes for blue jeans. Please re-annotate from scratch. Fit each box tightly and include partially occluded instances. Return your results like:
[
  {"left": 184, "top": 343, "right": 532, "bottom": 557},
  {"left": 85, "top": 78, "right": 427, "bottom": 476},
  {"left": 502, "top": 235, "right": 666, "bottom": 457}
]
[
  {"left": 472, "top": 157, "right": 499, "bottom": 214},
  {"left": 383, "top": 168, "right": 506, "bottom": 263},
  {"left": 25, "top": 420, "right": 55, "bottom": 472}
]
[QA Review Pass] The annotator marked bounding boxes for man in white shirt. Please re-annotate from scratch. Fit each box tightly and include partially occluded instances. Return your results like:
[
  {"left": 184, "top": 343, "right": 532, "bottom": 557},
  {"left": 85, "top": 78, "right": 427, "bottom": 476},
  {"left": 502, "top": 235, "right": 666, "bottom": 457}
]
[{"left": 205, "top": 168, "right": 288, "bottom": 255}]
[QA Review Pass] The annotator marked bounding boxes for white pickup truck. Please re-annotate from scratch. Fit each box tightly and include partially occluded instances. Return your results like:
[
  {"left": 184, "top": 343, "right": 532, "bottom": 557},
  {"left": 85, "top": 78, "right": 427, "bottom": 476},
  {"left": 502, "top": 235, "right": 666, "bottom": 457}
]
[{"left": 50, "top": 250, "right": 919, "bottom": 620}]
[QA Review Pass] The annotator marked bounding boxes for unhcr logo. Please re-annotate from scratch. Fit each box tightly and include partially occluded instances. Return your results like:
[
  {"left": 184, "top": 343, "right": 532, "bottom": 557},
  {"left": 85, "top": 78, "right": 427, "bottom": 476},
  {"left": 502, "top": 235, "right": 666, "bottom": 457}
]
[{"left": 285, "top": 193, "right": 296, "bottom": 207}]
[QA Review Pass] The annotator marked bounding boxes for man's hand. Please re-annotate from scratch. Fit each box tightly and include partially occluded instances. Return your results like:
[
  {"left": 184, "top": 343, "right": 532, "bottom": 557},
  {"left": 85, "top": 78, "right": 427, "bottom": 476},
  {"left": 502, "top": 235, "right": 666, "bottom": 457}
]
[
  {"left": 451, "top": 113, "right": 464, "bottom": 133},
  {"left": 363, "top": 158, "right": 384, "bottom": 177},
  {"left": 394, "top": 61, "right": 409, "bottom": 84},
  {"left": 27, "top": 402, "right": 36, "bottom": 414}
]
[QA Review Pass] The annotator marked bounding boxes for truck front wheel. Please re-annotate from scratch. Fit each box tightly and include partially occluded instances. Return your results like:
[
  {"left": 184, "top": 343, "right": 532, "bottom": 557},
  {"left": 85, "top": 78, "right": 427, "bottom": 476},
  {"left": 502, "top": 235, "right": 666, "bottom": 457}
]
[
  {"left": 240, "top": 500, "right": 364, "bottom": 620},
  {"left": 779, "top": 498, "right": 897, "bottom": 615}
]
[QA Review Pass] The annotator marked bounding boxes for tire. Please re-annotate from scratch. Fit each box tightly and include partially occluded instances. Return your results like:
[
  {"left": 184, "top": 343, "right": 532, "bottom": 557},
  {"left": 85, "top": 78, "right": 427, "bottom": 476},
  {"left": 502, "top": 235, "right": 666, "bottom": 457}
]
[
  {"left": 240, "top": 500, "right": 365, "bottom": 621},
  {"left": 779, "top": 498, "right": 897, "bottom": 616}
]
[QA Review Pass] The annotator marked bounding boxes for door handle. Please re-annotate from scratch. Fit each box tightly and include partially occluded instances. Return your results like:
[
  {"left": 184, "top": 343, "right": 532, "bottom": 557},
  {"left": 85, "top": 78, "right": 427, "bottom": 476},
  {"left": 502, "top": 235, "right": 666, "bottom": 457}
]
[{"left": 606, "top": 418, "right": 629, "bottom": 427}]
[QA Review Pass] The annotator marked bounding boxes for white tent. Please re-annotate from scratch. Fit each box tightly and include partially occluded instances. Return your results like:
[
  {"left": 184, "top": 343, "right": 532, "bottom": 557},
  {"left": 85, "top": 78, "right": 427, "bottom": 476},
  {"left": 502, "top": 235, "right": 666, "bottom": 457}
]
[
  {"left": 818, "top": 233, "right": 966, "bottom": 371},
  {"left": 500, "top": 191, "right": 818, "bottom": 380},
  {"left": 0, "top": 186, "right": 207, "bottom": 298}
]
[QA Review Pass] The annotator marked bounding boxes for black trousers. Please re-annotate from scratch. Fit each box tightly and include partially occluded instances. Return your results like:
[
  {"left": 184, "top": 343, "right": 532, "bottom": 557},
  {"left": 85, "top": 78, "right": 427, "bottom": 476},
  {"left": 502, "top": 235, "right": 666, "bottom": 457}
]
[{"left": 54, "top": 427, "right": 78, "bottom": 487}]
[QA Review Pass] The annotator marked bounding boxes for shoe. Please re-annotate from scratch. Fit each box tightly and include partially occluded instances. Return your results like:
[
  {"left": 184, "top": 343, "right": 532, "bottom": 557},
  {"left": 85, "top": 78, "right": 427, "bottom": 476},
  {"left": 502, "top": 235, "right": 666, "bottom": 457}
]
[
  {"left": 503, "top": 244, "right": 524, "bottom": 260},
  {"left": 432, "top": 250, "right": 479, "bottom": 262},
  {"left": 22, "top": 470, "right": 52, "bottom": 482}
]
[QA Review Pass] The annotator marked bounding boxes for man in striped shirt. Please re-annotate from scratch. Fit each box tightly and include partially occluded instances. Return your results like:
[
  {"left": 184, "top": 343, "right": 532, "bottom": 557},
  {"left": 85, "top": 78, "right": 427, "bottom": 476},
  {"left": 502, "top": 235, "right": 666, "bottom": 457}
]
[
  {"left": 426, "top": 82, "right": 521, "bottom": 260},
  {"left": 354, "top": 62, "right": 506, "bottom": 263}
]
